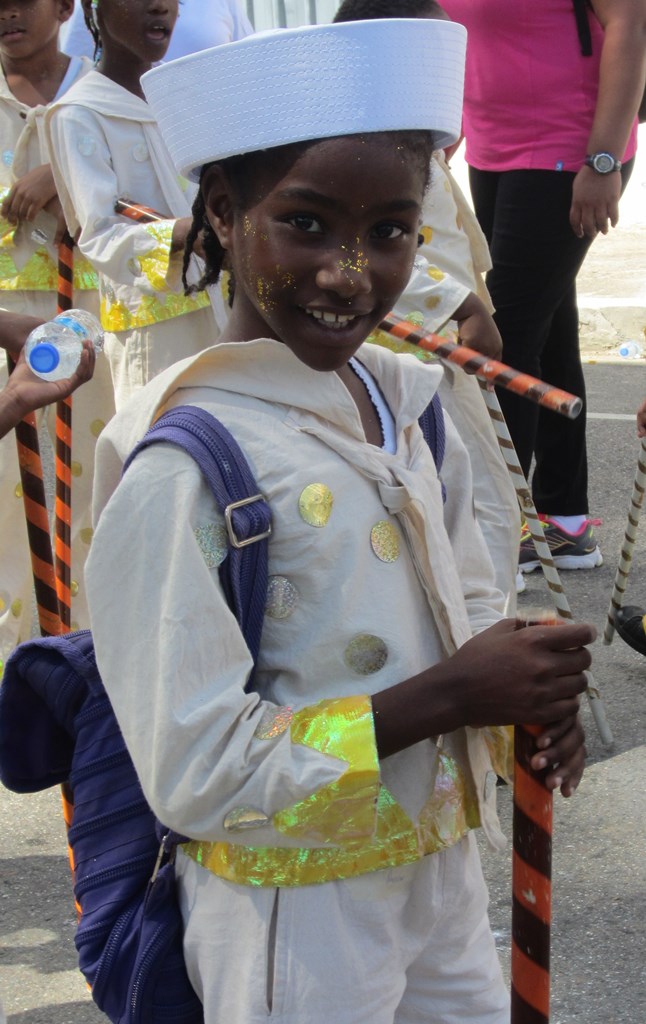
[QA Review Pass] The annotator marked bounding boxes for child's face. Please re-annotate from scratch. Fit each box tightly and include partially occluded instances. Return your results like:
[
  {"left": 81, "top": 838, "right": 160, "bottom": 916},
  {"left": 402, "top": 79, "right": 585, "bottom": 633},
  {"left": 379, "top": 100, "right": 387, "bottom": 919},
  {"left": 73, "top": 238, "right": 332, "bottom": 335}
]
[
  {"left": 205, "top": 135, "right": 427, "bottom": 372},
  {"left": 85, "top": 0, "right": 177, "bottom": 65},
  {"left": 0, "top": 0, "right": 72, "bottom": 61}
]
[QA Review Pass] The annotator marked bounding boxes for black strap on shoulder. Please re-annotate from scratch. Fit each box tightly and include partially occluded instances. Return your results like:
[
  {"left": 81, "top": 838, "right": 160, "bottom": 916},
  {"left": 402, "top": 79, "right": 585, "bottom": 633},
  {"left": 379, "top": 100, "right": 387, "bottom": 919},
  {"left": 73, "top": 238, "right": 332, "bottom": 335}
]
[{"left": 572, "top": 0, "right": 593, "bottom": 56}]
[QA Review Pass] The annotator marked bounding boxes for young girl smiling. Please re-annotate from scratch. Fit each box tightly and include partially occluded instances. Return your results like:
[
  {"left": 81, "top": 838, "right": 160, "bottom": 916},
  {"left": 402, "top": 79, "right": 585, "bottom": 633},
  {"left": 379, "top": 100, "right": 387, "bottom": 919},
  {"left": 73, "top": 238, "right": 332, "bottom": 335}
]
[{"left": 86, "top": 21, "right": 594, "bottom": 1023}]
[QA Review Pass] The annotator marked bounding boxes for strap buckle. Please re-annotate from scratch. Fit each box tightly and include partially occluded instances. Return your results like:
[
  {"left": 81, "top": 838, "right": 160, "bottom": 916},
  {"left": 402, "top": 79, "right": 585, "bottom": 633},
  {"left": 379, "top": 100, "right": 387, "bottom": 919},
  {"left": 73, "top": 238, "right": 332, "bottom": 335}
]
[{"left": 224, "top": 495, "right": 272, "bottom": 549}]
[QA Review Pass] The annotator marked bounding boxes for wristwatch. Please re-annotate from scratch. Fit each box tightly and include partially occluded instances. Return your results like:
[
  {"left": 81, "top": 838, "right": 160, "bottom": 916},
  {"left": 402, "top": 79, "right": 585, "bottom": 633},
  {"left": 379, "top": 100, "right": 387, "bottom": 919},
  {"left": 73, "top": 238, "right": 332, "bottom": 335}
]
[{"left": 584, "top": 152, "right": 622, "bottom": 174}]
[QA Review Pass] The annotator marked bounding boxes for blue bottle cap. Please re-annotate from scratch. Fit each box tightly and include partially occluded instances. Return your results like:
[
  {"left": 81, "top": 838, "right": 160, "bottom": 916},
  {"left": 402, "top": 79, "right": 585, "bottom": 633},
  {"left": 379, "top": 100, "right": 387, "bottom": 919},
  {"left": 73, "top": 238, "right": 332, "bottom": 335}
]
[{"left": 28, "top": 342, "right": 60, "bottom": 374}]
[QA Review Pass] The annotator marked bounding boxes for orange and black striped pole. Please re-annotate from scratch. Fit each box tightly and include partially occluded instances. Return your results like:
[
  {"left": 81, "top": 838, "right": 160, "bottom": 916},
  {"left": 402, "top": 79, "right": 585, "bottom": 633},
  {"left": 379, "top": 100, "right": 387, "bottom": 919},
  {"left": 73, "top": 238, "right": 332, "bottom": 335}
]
[
  {"left": 512, "top": 611, "right": 559, "bottom": 1024},
  {"left": 8, "top": 355, "right": 62, "bottom": 637},
  {"left": 511, "top": 721, "right": 552, "bottom": 1024},
  {"left": 380, "top": 314, "right": 582, "bottom": 420},
  {"left": 54, "top": 230, "right": 75, "bottom": 631}
]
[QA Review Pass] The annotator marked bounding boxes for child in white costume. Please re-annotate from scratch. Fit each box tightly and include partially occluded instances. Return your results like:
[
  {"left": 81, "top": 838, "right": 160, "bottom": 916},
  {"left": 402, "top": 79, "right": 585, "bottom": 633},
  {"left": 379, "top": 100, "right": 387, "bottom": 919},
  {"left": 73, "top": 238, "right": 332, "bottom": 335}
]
[
  {"left": 86, "top": 22, "right": 593, "bottom": 1024},
  {"left": 0, "top": 0, "right": 113, "bottom": 667},
  {"left": 45, "top": 0, "right": 225, "bottom": 411}
]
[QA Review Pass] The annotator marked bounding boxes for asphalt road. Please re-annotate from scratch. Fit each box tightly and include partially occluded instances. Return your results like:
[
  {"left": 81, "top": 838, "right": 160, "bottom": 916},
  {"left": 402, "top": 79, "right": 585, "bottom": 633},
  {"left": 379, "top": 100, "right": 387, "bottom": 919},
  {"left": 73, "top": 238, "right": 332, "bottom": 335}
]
[{"left": 1, "top": 361, "right": 645, "bottom": 1023}]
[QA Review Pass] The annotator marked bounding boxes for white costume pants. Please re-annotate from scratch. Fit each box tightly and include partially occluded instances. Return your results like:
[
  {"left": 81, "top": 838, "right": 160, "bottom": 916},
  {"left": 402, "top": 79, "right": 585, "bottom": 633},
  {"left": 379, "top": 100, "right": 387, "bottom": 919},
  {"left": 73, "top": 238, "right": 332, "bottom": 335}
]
[{"left": 176, "top": 832, "right": 509, "bottom": 1024}]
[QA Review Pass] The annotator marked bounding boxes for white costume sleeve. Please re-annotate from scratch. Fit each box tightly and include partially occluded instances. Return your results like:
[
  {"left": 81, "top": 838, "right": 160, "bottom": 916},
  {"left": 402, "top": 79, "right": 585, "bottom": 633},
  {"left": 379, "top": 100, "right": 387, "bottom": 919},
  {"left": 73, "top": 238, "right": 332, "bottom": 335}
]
[
  {"left": 86, "top": 445, "right": 380, "bottom": 847},
  {"left": 47, "top": 105, "right": 178, "bottom": 295}
]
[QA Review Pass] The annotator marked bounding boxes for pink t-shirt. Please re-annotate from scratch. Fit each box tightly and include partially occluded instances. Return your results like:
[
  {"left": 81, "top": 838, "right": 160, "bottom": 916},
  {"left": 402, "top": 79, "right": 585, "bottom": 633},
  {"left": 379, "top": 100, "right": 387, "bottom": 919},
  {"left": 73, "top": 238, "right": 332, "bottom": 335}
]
[{"left": 442, "top": 0, "right": 638, "bottom": 172}]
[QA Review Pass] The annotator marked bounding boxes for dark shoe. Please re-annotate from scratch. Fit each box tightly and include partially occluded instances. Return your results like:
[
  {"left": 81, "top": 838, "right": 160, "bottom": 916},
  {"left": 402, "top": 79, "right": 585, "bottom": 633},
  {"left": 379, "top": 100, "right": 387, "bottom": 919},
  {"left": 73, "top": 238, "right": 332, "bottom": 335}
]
[
  {"left": 614, "top": 605, "right": 646, "bottom": 656},
  {"left": 519, "top": 518, "right": 603, "bottom": 573}
]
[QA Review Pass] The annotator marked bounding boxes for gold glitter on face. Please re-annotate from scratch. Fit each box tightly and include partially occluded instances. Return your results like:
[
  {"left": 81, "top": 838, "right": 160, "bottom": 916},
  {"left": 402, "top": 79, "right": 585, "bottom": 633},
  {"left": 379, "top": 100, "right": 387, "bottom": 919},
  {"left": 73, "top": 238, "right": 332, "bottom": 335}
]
[
  {"left": 266, "top": 575, "right": 299, "bottom": 619},
  {"left": 254, "top": 704, "right": 294, "bottom": 739},
  {"left": 194, "top": 523, "right": 228, "bottom": 569},
  {"left": 298, "top": 483, "right": 333, "bottom": 527},
  {"left": 370, "top": 521, "right": 400, "bottom": 563},
  {"left": 344, "top": 634, "right": 388, "bottom": 675},
  {"left": 223, "top": 806, "right": 270, "bottom": 833}
]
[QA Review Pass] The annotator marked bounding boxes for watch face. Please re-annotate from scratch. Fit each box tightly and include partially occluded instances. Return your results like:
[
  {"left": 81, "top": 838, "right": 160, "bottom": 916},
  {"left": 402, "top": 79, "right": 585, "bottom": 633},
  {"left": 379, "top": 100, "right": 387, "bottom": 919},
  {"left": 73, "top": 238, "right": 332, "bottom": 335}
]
[{"left": 592, "top": 153, "right": 615, "bottom": 173}]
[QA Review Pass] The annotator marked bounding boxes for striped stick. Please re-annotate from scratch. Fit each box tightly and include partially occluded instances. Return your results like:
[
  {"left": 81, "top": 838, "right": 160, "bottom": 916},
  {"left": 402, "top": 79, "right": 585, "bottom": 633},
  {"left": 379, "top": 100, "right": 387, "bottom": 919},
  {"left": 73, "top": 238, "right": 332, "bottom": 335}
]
[
  {"left": 603, "top": 436, "right": 646, "bottom": 644},
  {"left": 512, "top": 719, "right": 553, "bottom": 1024},
  {"left": 54, "top": 230, "right": 74, "bottom": 631},
  {"left": 479, "top": 382, "right": 613, "bottom": 747},
  {"left": 114, "top": 197, "right": 163, "bottom": 223},
  {"left": 8, "top": 355, "right": 62, "bottom": 637},
  {"left": 511, "top": 609, "right": 560, "bottom": 1024},
  {"left": 381, "top": 314, "right": 582, "bottom": 419}
]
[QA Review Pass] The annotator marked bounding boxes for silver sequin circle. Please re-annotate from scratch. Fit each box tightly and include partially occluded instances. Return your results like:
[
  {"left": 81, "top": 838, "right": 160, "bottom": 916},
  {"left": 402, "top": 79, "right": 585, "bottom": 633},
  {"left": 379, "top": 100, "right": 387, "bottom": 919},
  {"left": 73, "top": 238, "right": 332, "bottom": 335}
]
[
  {"left": 194, "top": 523, "right": 228, "bottom": 569},
  {"left": 266, "top": 576, "right": 299, "bottom": 619},
  {"left": 254, "top": 705, "right": 294, "bottom": 740}
]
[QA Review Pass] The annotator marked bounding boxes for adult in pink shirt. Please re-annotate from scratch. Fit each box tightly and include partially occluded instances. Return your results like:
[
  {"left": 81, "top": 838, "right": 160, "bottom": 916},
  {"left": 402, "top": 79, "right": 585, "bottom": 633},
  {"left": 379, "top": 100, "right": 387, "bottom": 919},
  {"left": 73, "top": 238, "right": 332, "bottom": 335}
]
[{"left": 443, "top": 0, "right": 645, "bottom": 574}]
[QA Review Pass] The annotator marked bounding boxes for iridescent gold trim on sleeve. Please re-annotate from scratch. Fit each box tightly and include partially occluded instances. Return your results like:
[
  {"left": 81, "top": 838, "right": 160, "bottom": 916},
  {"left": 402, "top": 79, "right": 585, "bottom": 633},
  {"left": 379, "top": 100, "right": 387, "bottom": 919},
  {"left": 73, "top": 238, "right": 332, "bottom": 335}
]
[
  {"left": 483, "top": 724, "right": 514, "bottom": 784},
  {"left": 183, "top": 785, "right": 420, "bottom": 888},
  {"left": 272, "top": 695, "right": 380, "bottom": 845},
  {"left": 99, "top": 287, "right": 210, "bottom": 332},
  {"left": 417, "top": 748, "right": 480, "bottom": 849},
  {"left": 138, "top": 221, "right": 175, "bottom": 291}
]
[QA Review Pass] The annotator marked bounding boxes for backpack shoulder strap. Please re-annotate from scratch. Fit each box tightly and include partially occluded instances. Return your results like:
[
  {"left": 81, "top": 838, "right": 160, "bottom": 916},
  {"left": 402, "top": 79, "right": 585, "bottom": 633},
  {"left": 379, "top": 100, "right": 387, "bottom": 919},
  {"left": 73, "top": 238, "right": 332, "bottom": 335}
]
[
  {"left": 123, "top": 404, "right": 271, "bottom": 670},
  {"left": 418, "top": 391, "right": 447, "bottom": 502}
]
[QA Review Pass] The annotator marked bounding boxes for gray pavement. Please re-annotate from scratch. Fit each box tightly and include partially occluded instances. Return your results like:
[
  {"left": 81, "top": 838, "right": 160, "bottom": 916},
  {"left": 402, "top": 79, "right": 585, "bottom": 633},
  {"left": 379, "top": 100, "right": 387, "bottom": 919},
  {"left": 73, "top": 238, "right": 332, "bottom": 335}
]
[{"left": 1, "top": 361, "right": 646, "bottom": 1022}]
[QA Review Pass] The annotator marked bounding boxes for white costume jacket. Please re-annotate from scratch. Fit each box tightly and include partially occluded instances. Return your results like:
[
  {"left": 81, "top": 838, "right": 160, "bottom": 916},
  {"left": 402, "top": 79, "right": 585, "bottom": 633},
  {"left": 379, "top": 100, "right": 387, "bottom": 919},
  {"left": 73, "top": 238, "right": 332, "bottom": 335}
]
[{"left": 87, "top": 340, "right": 511, "bottom": 889}]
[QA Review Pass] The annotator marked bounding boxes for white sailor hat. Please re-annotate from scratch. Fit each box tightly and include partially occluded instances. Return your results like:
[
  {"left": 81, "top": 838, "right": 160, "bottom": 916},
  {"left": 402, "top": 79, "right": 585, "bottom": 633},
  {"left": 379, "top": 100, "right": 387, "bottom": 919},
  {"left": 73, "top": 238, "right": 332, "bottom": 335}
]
[{"left": 142, "top": 19, "right": 466, "bottom": 182}]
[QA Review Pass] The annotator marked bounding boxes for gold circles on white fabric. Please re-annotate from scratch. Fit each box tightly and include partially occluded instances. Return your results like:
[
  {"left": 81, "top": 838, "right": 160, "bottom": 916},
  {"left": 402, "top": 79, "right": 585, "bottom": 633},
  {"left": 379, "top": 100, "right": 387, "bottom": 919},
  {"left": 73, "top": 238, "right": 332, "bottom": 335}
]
[
  {"left": 298, "top": 483, "right": 333, "bottom": 527},
  {"left": 344, "top": 634, "right": 388, "bottom": 675},
  {"left": 370, "top": 521, "right": 400, "bottom": 563}
]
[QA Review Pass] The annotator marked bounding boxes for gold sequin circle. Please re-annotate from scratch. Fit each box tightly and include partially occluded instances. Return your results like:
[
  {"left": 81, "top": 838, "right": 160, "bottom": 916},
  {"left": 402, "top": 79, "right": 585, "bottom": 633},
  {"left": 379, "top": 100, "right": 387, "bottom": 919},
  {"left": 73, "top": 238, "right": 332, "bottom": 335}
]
[
  {"left": 299, "top": 483, "right": 333, "bottom": 527},
  {"left": 344, "top": 634, "right": 388, "bottom": 675},
  {"left": 370, "top": 521, "right": 400, "bottom": 563}
]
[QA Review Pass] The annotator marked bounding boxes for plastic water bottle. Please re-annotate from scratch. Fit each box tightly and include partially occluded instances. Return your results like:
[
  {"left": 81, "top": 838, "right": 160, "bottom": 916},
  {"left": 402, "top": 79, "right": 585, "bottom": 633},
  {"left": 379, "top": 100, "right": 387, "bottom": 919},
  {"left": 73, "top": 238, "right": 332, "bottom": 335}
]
[
  {"left": 617, "top": 340, "right": 644, "bottom": 359},
  {"left": 25, "top": 310, "right": 104, "bottom": 381}
]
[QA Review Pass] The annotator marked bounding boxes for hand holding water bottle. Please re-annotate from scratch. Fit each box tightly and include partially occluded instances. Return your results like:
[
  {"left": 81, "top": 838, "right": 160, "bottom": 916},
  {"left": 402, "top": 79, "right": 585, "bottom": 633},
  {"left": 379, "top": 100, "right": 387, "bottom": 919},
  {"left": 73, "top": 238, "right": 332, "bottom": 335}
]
[
  {"left": 25, "top": 309, "right": 103, "bottom": 381},
  {"left": 0, "top": 310, "right": 96, "bottom": 439}
]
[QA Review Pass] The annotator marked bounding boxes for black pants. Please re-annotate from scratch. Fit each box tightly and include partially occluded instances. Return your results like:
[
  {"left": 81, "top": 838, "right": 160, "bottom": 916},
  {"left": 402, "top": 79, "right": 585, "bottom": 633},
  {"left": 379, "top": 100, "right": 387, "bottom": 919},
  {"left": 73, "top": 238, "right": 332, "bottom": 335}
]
[{"left": 469, "top": 162, "right": 633, "bottom": 515}]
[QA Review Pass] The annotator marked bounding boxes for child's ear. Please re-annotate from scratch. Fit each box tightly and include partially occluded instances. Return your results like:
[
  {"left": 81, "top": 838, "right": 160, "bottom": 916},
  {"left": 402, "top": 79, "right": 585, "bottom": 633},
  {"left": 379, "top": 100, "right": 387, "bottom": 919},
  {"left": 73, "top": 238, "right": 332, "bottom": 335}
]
[
  {"left": 58, "top": 0, "right": 75, "bottom": 25},
  {"left": 201, "top": 165, "right": 235, "bottom": 251}
]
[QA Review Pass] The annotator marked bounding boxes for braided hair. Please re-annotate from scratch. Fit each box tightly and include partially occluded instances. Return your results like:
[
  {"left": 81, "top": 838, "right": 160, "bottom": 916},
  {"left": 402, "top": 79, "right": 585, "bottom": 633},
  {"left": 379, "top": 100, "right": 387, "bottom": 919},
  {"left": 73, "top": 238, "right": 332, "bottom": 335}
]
[{"left": 83, "top": 0, "right": 102, "bottom": 60}]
